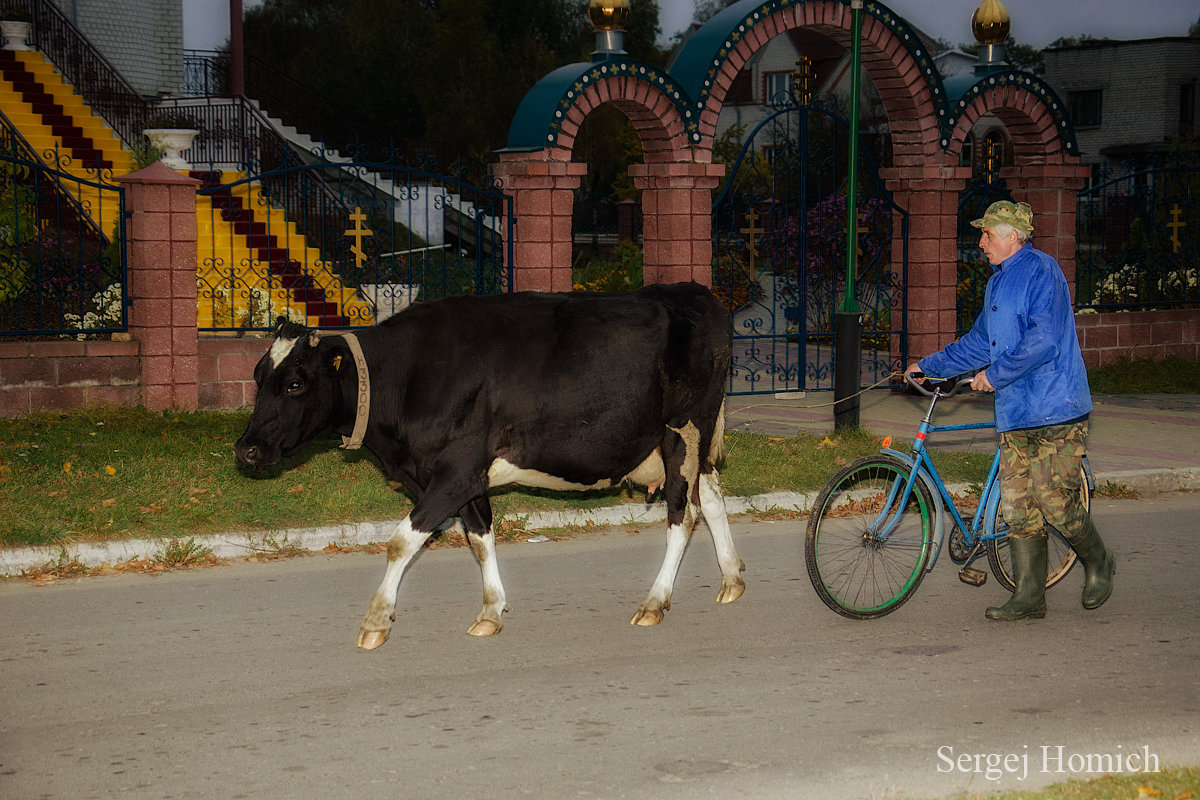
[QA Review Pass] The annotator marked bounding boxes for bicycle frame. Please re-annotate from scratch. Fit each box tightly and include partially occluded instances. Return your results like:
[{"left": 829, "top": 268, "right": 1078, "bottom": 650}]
[{"left": 877, "top": 387, "right": 1002, "bottom": 573}]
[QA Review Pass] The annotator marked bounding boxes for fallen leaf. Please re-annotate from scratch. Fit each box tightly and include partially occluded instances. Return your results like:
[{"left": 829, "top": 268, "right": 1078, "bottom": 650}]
[
  {"left": 100, "top": 498, "right": 116, "bottom": 507},
  {"left": 63, "top": 461, "right": 72, "bottom": 473},
  {"left": 285, "top": 484, "right": 305, "bottom": 493},
  {"left": 187, "top": 487, "right": 209, "bottom": 496},
  {"left": 104, "top": 465, "right": 116, "bottom": 475}
]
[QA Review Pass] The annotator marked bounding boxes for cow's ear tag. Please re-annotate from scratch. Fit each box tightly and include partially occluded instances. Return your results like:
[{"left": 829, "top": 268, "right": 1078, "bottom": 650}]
[{"left": 333, "top": 354, "right": 343, "bottom": 371}]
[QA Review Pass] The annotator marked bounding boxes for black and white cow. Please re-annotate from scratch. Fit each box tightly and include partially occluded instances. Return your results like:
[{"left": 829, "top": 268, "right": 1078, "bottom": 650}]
[{"left": 234, "top": 282, "right": 745, "bottom": 650}]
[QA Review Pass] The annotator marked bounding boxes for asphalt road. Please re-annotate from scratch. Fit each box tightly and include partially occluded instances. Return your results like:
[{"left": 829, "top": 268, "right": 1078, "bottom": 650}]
[{"left": 2, "top": 493, "right": 1198, "bottom": 799}]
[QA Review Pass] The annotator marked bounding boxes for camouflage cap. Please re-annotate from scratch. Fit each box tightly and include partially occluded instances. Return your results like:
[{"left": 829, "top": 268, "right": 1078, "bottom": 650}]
[{"left": 970, "top": 200, "right": 1034, "bottom": 235}]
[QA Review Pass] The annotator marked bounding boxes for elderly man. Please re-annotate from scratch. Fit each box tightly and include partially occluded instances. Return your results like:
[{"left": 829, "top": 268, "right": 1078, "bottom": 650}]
[{"left": 905, "top": 200, "right": 1115, "bottom": 621}]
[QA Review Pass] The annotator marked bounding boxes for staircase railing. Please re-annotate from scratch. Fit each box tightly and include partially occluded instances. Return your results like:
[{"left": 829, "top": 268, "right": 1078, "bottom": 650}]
[
  {"left": 24, "top": 0, "right": 149, "bottom": 147},
  {"left": 0, "top": 109, "right": 105, "bottom": 242}
]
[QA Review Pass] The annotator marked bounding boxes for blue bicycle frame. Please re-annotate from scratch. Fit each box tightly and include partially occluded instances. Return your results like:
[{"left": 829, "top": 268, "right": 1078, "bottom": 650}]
[
  {"left": 871, "top": 384, "right": 1094, "bottom": 574},
  {"left": 870, "top": 386, "right": 1002, "bottom": 574}
]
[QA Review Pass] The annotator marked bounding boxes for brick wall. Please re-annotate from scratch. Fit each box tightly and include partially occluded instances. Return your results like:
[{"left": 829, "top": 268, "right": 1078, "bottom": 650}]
[
  {"left": 197, "top": 336, "right": 263, "bottom": 410},
  {"left": 0, "top": 336, "right": 264, "bottom": 418},
  {"left": 0, "top": 339, "right": 140, "bottom": 416},
  {"left": 1076, "top": 308, "right": 1200, "bottom": 368},
  {"left": 5, "top": 311, "right": 1197, "bottom": 418}
]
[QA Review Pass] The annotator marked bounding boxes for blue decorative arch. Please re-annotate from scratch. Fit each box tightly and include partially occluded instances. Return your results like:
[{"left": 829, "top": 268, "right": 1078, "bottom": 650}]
[
  {"left": 941, "top": 69, "right": 1078, "bottom": 155},
  {"left": 503, "top": 0, "right": 1077, "bottom": 156},
  {"left": 504, "top": 58, "right": 700, "bottom": 152},
  {"left": 666, "top": 0, "right": 946, "bottom": 129}
]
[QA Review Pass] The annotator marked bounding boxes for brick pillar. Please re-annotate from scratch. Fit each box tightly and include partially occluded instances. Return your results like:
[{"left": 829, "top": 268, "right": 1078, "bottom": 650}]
[
  {"left": 493, "top": 151, "right": 588, "bottom": 292},
  {"left": 882, "top": 166, "right": 970, "bottom": 360},
  {"left": 630, "top": 162, "right": 725, "bottom": 286},
  {"left": 1000, "top": 163, "right": 1091, "bottom": 302},
  {"left": 116, "top": 162, "right": 201, "bottom": 411}
]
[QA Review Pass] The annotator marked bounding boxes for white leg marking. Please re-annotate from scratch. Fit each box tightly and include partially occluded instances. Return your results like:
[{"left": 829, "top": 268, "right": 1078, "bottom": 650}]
[
  {"left": 357, "top": 516, "right": 432, "bottom": 650},
  {"left": 466, "top": 528, "right": 508, "bottom": 637},
  {"left": 699, "top": 470, "right": 746, "bottom": 604},
  {"left": 630, "top": 522, "right": 691, "bottom": 626}
]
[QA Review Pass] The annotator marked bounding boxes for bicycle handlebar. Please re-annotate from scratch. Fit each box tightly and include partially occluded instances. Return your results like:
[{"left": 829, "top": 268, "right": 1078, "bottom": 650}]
[{"left": 905, "top": 371, "right": 975, "bottom": 397}]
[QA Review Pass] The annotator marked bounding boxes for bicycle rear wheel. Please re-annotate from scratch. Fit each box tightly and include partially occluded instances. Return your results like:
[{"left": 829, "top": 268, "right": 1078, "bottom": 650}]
[
  {"left": 985, "top": 466, "right": 1089, "bottom": 591},
  {"left": 805, "top": 455, "right": 935, "bottom": 619}
]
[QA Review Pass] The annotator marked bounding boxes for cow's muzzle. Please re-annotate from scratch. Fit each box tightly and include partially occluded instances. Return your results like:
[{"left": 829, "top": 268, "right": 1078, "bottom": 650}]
[{"left": 234, "top": 439, "right": 277, "bottom": 468}]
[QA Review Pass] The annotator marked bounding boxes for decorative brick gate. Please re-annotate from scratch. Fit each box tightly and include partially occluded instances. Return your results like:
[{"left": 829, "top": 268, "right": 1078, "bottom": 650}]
[{"left": 500, "top": 0, "right": 1091, "bottom": 365}]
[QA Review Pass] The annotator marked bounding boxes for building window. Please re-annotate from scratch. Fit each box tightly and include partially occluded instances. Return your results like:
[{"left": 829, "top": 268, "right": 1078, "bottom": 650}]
[
  {"left": 979, "top": 130, "right": 1006, "bottom": 184},
  {"left": 1067, "top": 89, "right": 1102, "bottom": 128},
  {"left": 764, "top": 71, "right": 791, "bottom": 105},
  {"left": 1181, "top": 84, "right": 1196, "bottom": 137}
]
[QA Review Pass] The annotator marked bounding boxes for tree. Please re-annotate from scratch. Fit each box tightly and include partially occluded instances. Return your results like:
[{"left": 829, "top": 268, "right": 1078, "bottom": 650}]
[{"left": 241, "top": 0, "right": 669, "bottom": 164}]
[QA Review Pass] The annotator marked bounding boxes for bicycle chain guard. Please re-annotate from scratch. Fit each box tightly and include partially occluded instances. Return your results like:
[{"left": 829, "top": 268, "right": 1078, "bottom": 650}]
[{"left": 948, "top": 524, "right": 972, "bottom": 563}]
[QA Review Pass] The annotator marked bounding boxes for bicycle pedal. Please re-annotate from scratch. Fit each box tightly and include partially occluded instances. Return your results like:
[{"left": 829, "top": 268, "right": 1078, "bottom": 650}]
[{"left": 958, "top": 567, "right": 988, "bottom": 586}]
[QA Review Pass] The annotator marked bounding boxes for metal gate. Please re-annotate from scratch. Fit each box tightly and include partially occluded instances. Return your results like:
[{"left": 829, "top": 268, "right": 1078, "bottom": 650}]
[
  {"left": 956, "top": 177, "right": 1012, "bottom": 334},
  {"left": 712, "top": 96, "right": 908, "bottom": 395},
  {"left": 195, "top": 154, "right": 513, "bottom": 332}
]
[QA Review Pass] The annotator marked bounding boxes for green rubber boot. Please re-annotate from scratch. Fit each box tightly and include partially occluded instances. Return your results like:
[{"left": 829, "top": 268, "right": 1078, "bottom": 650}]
[
  {"left": 1067, "top": 515, "right": 1115, "bottom": 609},
  {"left": 986, "top": 535, "right": 1048, "bottom": 621}
]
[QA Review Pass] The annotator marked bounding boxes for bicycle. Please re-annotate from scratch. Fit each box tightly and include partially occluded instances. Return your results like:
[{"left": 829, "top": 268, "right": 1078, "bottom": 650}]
[{"left": 804, "top": 373, "right": 1093, "bottom": 619}]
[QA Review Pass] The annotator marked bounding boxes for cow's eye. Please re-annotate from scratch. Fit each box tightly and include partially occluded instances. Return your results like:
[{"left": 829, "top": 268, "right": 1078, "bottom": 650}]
[{"left": 285, "top": 379, "right": 304, "bottom": 396}]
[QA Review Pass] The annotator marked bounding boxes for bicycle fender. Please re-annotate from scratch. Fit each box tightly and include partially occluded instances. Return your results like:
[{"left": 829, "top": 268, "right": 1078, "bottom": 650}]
[{"left": 880, "top": 447, "right": 947, "bottom": 571}]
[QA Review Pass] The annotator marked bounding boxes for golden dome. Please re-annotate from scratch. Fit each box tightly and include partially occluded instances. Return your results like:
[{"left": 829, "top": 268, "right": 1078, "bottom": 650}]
[
  {"left": 971, "top": 0, "right": 1011, "bottom": 44},
  {"left": 588, "top": 0, "right": 630, "bottom": 31}
]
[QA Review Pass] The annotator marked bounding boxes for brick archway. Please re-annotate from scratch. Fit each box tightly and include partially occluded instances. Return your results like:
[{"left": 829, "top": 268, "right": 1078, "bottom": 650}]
[
  {"left": 496, "top": 60, "right": 721, "bottom": 291},
  {"left": 501, "top": 0, "right": 1088, "bottom": 364}
]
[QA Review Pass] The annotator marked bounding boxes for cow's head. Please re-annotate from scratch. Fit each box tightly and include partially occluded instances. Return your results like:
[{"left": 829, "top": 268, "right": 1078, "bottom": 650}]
[{"left": 235, "top": 319, "right": 348, "bottom": 468}]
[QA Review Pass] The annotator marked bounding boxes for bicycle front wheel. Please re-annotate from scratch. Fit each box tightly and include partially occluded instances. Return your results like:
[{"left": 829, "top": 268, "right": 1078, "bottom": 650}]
[
  {"left": 805, "top": 455, "right": 935, "bottom": 619},
  {"left": 985, "top": 465, "right": 1089, "bottom": 591}
]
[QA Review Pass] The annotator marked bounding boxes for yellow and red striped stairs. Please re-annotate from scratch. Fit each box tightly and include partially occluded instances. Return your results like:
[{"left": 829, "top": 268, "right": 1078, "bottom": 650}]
[{"left": 0, "top": 48, "right": 369, "bottom": 328}]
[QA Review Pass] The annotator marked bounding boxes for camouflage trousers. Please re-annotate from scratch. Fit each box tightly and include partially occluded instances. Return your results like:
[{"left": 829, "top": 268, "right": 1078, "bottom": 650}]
[{"left": 998, "top": 421, "right": 1089, "bottom": 540}]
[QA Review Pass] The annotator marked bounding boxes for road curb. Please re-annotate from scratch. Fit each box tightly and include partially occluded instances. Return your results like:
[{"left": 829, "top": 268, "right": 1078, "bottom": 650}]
[{"left": 3, "top": 467, "right": 1198, "bottom": 577}]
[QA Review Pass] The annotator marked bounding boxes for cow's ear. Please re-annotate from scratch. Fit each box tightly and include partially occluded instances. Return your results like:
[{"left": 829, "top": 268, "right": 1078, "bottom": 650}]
[
  {"left": 273, "top": 316, "right": 289, "bottom": 337},
  {"left": 307, "top": 330, "right": 321, "bottom": 348}
]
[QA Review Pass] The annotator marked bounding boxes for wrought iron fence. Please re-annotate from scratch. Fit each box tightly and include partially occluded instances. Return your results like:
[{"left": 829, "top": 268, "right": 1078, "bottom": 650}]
[
  {"left": 1076, "top": 147, "right": 1200, "bottom": 311},
  {"left": 0, "top": 124, "right": 127, "bottom": 338},
  {"left": 182, "top": 49, "right": 229, "bottom": 98},
  {"left": 194, "top": 146, "right": 512, "bottom": 333}
]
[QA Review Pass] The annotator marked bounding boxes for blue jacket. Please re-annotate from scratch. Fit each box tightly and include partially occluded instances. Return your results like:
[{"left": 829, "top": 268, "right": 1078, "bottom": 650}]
[{"left": 918, "top": 243, "right": 1092, "bottom": 433}]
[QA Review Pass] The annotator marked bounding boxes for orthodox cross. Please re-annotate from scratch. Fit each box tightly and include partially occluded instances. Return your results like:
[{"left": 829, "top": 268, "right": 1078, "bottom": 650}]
[
  {"left": 345, "top": 207, "right": 373, "bottom": 268},
  {"left": 1167, "top": 203, "right": 1186, "bottom": 254},
  {"left": 740, "top": 207, "right": 764, "bottom": 264}
]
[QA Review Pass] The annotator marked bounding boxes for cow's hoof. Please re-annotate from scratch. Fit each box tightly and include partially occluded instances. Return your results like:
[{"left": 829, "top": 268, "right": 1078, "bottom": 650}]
[
  {"left": 357, "top": 628, "right": 390, "bottom": 650},
  {"left": 630, "top": 606, "right": 665, "bottom": 626},
  {"left": 716, "top": 577, "right": 746, "bottom": 604},
  {"left": 466, "top": 618, "right": 502, "bottom": 637}
]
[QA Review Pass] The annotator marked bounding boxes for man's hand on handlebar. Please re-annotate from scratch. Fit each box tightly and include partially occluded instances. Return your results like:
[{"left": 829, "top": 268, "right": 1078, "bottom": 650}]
[
  {"left": 903, "top": 364, "right": 983, "bottom": 397},
  {"left": 969, "top": 371, "right": 995, "bottom": 393}
]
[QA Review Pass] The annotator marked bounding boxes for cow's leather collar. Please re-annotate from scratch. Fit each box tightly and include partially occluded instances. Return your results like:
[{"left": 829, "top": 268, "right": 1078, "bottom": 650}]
[{"left": 338, "top": 332, "right": 370, "bottom": 450}]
